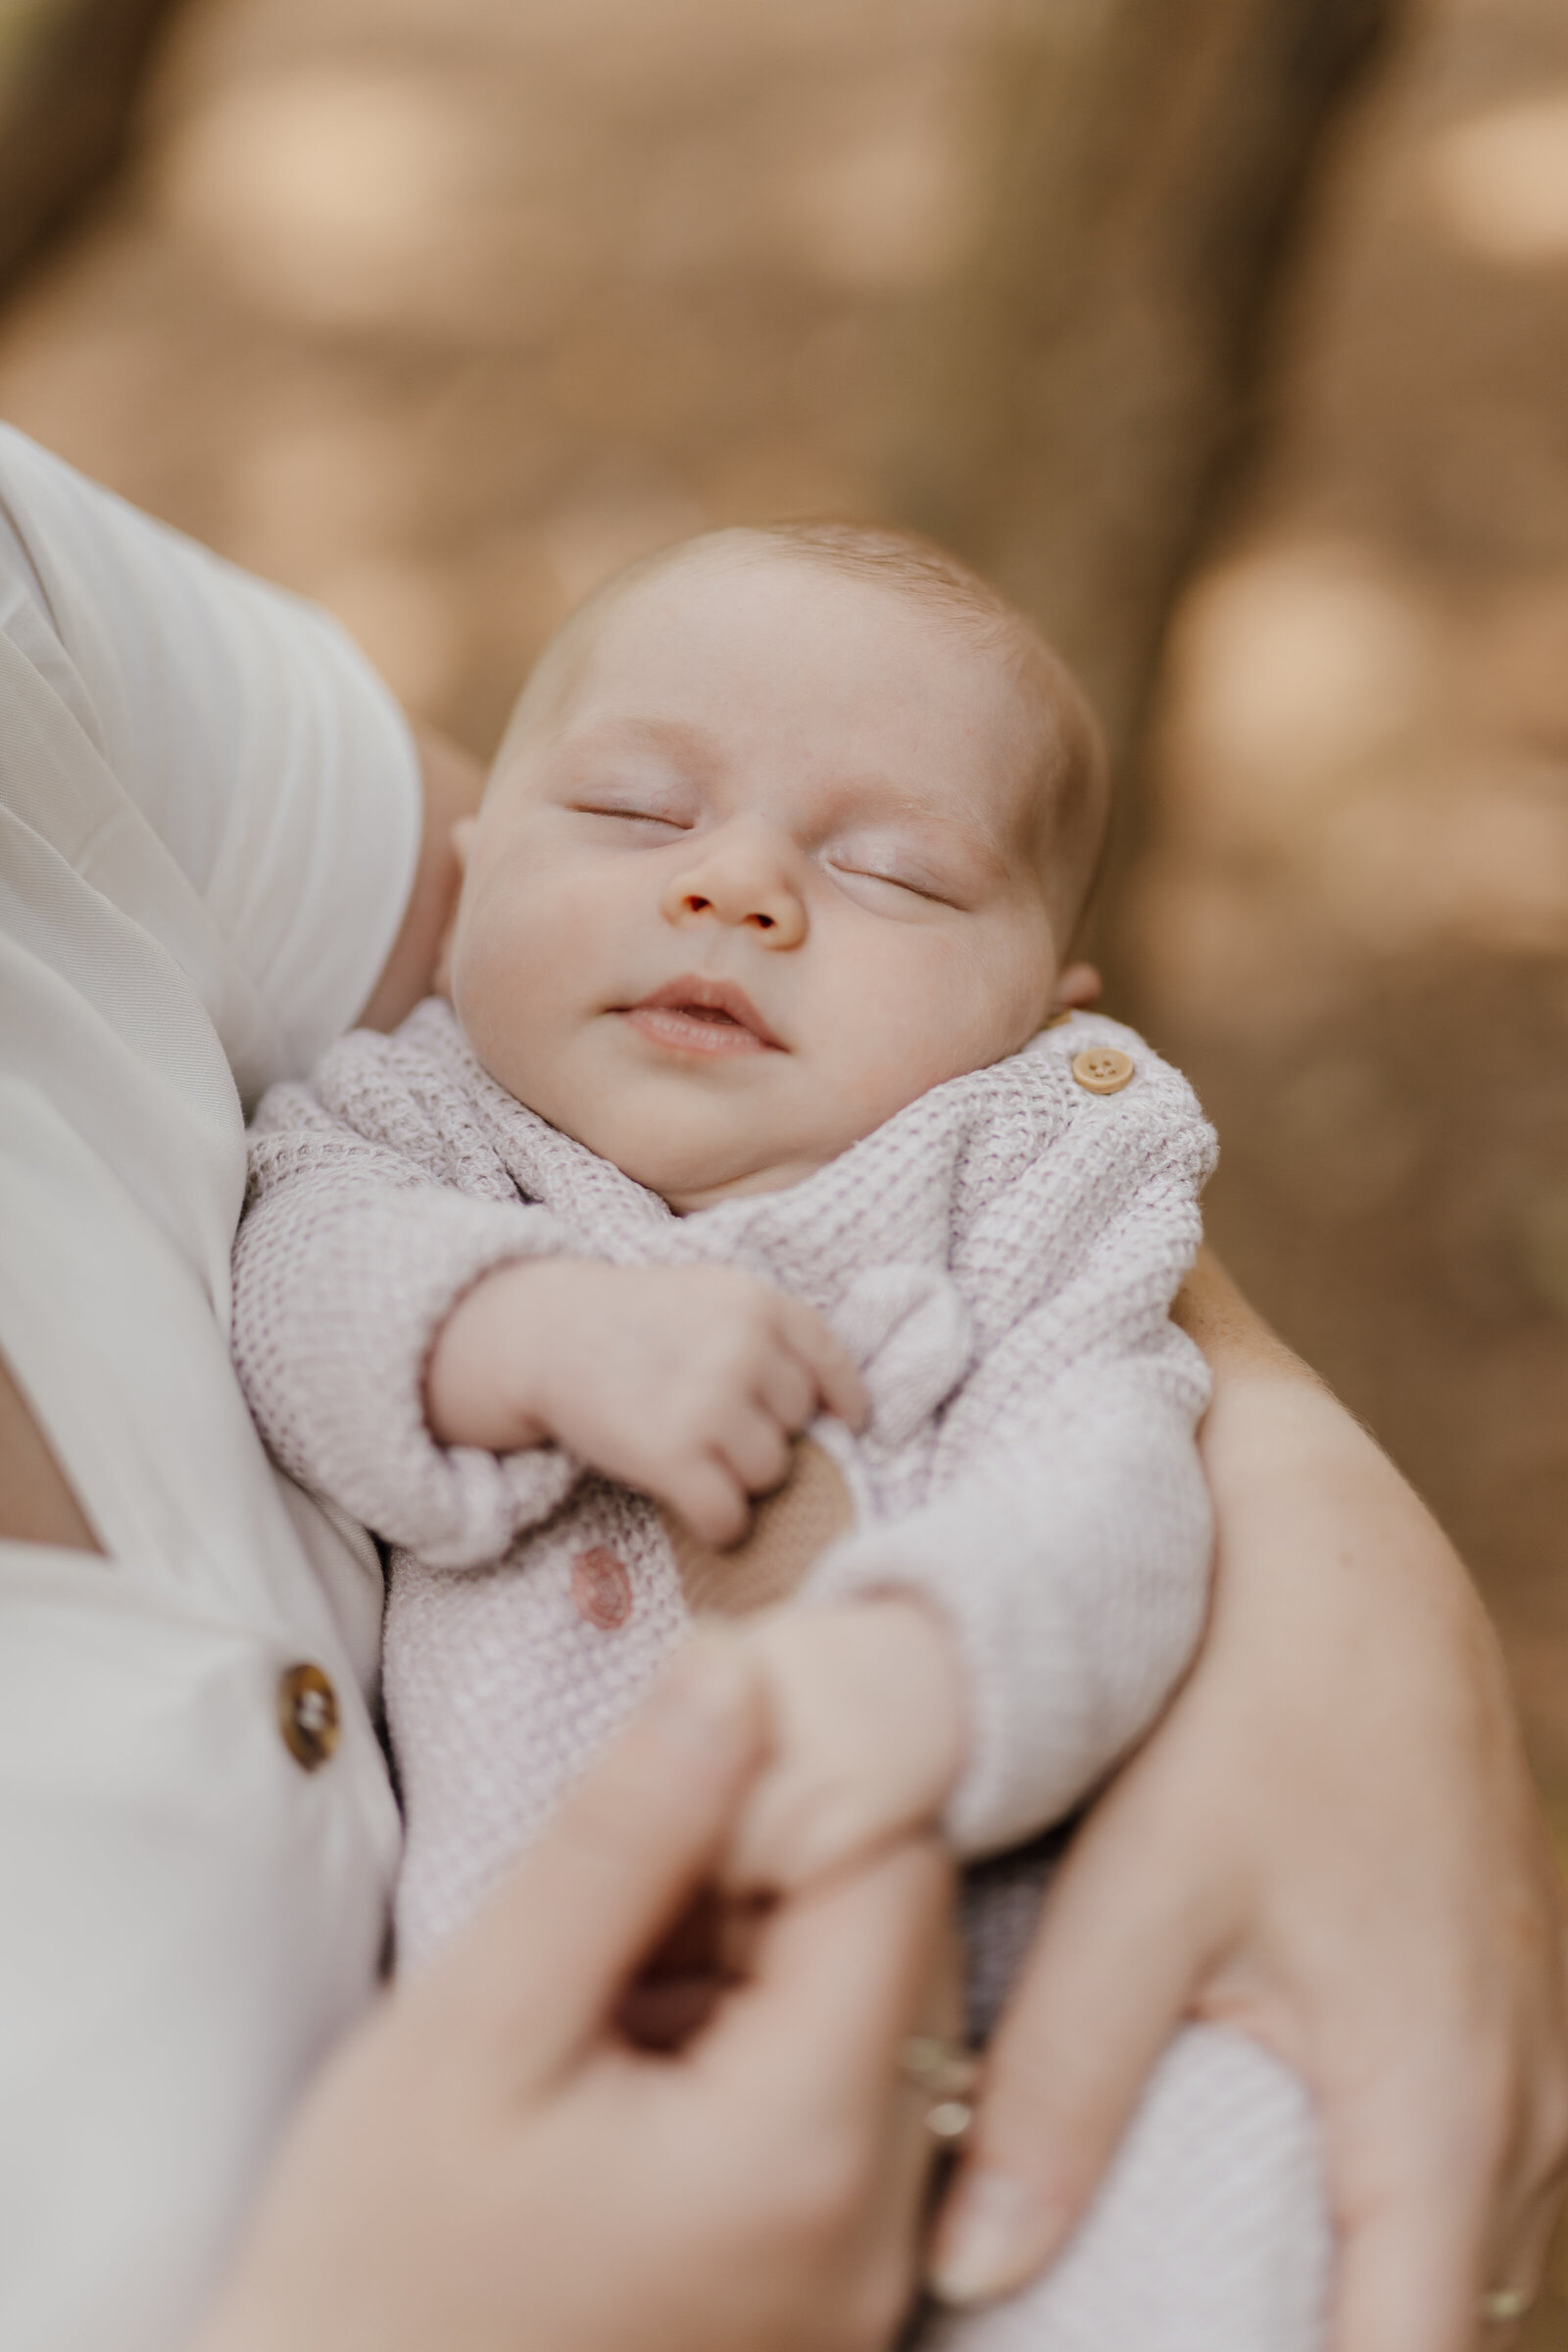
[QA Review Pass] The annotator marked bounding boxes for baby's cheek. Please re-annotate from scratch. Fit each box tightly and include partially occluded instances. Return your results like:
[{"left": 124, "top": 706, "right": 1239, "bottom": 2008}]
[
  {"left": 915, "top": 932, "right": 1051, "bottom": 1074},
  {"left": 452, "top": 927, "right": 566, "bottom": 1100},
  {"left": 829, "top": 955, "right": 1007, "bottom": 1116},
  {"left": 462, "top": 864, "right": 592, "bottom": 1010}
]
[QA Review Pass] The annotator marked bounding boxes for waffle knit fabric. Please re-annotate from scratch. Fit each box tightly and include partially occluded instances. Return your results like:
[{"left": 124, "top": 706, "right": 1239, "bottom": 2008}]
[{"left": 233, "top": 995, "right": 1330, "bottom": 2350}]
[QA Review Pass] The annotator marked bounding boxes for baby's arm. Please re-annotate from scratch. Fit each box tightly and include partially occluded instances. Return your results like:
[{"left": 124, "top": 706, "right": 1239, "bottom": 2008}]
[
  {"left": 720, "top": 1335, "right": 1209, "bottom": 1892},
  {"left": 236, "top": 1075, "right": 577, "bottom": 1566},
  {"left": 722, "top": 1066, "right": 1217, "bottom": 1887},
  {"left": 809, "top": 1325, "right": 1214, "bottom": 1859}
]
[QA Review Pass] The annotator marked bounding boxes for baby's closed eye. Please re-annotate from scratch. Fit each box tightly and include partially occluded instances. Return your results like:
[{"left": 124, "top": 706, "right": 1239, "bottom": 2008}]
[
  {"left": 824, "top": 855, "right": 964, "bottom": 914},
  {"left": 820, "top": 826, "right": 979, "bottom": 912},
  {"left": 837, "top": 865, "right": 945, "bottom": 902},
  {"left": 570, "top": 798, "right": 693, "bottom": 834}
]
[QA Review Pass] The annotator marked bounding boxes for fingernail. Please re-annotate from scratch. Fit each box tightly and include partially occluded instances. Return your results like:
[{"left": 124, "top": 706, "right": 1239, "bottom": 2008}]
[{"left": 928, "top": 2171, "right": 1043, "bottom": 2307}]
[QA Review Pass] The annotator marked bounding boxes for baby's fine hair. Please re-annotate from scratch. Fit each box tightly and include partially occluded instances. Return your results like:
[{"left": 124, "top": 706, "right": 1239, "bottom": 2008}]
[{"left": 504, "top": 518, "right": 1111, "bottom": 944}]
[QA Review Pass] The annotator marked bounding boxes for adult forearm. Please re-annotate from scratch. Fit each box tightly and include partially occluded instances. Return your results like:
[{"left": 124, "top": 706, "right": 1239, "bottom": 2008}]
[
  {"left": 1179, "top": 1247, "right": 1506, "bottom": 1747},
  {"left": 935, "top": 1249, "right": 1568, "bottom": 2351}
]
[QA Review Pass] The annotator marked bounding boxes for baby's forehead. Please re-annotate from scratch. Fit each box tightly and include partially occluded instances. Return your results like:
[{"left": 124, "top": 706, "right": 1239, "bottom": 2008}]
[
  {"left": 587, "top": 538, "right": 1004, "bottom": 663},
  {"left": 504, "top": 532, "right": 1094, "bottom": 853},
  {"left": 572, "top": 547, "right": 1059, "bottom": 763}
]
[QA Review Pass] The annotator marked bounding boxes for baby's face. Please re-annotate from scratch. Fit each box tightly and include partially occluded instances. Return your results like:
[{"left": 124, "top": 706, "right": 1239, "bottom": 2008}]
[{"left": 446, "top": 552, "right": 1062, "bottom": 1210}]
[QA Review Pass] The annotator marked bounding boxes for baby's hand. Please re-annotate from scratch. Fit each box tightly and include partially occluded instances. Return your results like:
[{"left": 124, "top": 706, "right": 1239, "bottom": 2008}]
[
  {"left": 720, "top": 1599, "right": 968, "bottom": 1892},
  {"left": 425, "top": 1258, "right": 867, "bottom": 1544}
]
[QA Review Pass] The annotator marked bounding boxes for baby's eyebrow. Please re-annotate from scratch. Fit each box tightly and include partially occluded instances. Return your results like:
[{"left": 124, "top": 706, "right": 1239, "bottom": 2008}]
[
  {"left": 820, "top": 772, "right": 1012, "bottom": 875},
  {"left": 554, "top": 715, "right": 718, "bottom": 777}
]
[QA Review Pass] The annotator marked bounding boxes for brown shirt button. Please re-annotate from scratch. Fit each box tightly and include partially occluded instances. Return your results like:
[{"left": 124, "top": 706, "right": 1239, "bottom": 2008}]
[
  {"left": 1072, "top": 1045, "right": 1135, "bottom": 1096},
  {"left": 278, "top": 1662, "right": 340, "bottom": 1771},
  {"left": 571, "top": 1546, "right": 634, "bottom": 1631}
]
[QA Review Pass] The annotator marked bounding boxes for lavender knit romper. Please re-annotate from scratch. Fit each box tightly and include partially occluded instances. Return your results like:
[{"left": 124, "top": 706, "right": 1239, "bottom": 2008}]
[{"left": 234, "top": 998, "right": 1330, "bottom": 2352}]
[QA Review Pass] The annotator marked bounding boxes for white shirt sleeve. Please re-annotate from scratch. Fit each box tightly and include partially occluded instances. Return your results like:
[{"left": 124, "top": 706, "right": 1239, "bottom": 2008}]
[{"left": 0, "top": 423, "right": 421, "bottom": 1092}]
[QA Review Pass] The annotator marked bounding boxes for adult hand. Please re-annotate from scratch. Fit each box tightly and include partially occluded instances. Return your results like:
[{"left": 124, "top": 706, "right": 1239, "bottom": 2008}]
[
  {"left": 930, "top": 1254, "right": 1568, "bottom": 2352},
  {"left": 198, "top": 1639, "right": 952, "bottom": 2352}
]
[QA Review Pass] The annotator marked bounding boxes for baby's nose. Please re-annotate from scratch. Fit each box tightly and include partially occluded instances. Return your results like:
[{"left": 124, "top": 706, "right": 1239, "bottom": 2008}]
[{"left": 660, "top": 837, "right": 807, "bottom": 946}]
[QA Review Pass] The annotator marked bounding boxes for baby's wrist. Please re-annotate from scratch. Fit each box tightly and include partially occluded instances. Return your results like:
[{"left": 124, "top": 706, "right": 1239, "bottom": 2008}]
[{"left": 424, "top": 1258, "right": 577, "bottom": 1450}]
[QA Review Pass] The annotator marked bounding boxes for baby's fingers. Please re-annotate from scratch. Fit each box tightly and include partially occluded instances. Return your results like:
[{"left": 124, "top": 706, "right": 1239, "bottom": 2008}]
[
  {"left": 716, "top": 1402, "right": 795, "bottom": 1499},
  {"left": 755, "top": 1348, "right": 818, "bottom": 1441},
  {"left": 662, "top": 1453, "right": 753, "bottom": 1548},
  {"left": 775, "top": 1297, "right": 867, "bottom": 1431}
]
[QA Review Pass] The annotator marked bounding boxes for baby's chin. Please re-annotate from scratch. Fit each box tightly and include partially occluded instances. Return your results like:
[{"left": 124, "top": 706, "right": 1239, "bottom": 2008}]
[
  {"left": 658, "top": 1156, "right": 829, "bottom": 1215},
  {"left": 621, "top": 1145, "right": 826, "bottom": 1216},
  {"left": 568, "top": 1110, "right": 829, "bottom": 1214}
]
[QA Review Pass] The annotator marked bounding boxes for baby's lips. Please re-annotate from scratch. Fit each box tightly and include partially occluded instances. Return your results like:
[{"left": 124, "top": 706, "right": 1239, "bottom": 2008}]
[{"left": 630, "top": 972, "right": 784, "bottom": 1048}]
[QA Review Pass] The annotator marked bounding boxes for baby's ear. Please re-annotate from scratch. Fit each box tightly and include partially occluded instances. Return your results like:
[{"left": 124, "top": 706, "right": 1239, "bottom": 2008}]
[
  {"left": 1054, "top": 960, "right": 1102, "bottom": 1012},
  {"left": 432, "top": 817, "right": 476, "bottom": 1002}
]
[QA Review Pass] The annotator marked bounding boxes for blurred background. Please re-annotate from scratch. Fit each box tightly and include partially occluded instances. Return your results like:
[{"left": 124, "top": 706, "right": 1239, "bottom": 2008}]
[{"left": 3, "top": 0, "right": 1567, "bottom": 2326}]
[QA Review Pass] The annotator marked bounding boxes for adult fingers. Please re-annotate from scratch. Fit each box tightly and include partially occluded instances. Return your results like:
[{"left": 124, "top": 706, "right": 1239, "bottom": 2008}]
[
  {"left": 775, "top": 1296, "right": 868, "bottom": 1431},
  {"left": 1485, "top": 2180, "right": 1566, "bottom": 2348},
  {"left": 928, "top": 1812, "right": 1219, "bottom": 2305},
  {"left": 1326, "top": 2075, "right": 1559, "bottom": 2352},
  {"left": 858, "top": 1908, "right": 971, "bottom": 2322},
  {"left": 415, "top": 1638, "right": 766, "bottom": 2087},
  {"left": 1326, "top": 2161, "right": 1490, "bottom": 2352},
  {"left": 701, "top": 1841, "right": 957, "bottom": 2348},
  {"left": 712, "top": 1835, "right": 954, "bottom": 2126}
]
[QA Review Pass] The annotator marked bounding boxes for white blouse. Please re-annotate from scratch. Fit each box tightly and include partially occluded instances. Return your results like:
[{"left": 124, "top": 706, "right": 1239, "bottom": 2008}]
[{"left": 0, "top": 426, "right": 421, "bottom": 2352}]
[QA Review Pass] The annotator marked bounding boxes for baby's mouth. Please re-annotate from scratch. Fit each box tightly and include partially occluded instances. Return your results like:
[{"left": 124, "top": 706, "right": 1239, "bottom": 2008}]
[{"left": 620, "top": 976, "right": 783, "bottom": 1056}]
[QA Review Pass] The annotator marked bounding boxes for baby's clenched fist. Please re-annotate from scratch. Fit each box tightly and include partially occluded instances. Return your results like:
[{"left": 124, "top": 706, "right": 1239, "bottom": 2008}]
[
  {"left": 718, "top": 1599, "right": 968, "bottom": 1893},
  {"left": 424, "top": 1257, "right": 867, "bottom": 1544}
]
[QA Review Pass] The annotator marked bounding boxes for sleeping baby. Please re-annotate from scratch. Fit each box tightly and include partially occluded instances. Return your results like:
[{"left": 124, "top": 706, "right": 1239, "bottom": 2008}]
[{"left": 232, "top": 521, "right": 1330, "bottom": 2351}]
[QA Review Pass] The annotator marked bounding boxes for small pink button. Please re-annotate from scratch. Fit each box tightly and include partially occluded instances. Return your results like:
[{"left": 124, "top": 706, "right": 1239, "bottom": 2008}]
[{"left": 571, "top": 1546, "right": 633, "bottom": 1631}]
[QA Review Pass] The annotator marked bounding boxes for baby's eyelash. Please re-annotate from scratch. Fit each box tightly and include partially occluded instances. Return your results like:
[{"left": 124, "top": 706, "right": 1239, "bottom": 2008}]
[
  {"left": 830, "top": 859, "right": 949, "bottom": 904},
  {"left": 571, "top": 803, "right": 688, "bottom": 828}
]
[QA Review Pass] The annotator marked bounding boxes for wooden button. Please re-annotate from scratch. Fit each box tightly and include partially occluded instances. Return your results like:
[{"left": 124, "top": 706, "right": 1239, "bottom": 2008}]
[
  {"left": 1072, "top": 1045, "right": 1135, "bottom": 1096},
  {"left": 571, "top": 1546, "right": 633, "bottom": 1631},
  {"left": 278, "top": 1662, "right": 339, "bottom": 1771}
]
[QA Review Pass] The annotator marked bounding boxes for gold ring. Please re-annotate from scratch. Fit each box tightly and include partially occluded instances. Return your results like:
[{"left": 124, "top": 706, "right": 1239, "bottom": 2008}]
[
  {"left": 1480, "top": 2286, "right": 1533, "bottom": 2325},
  {"left": 900, "top": 2036, "right": 979, "bottom": 2147}
]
